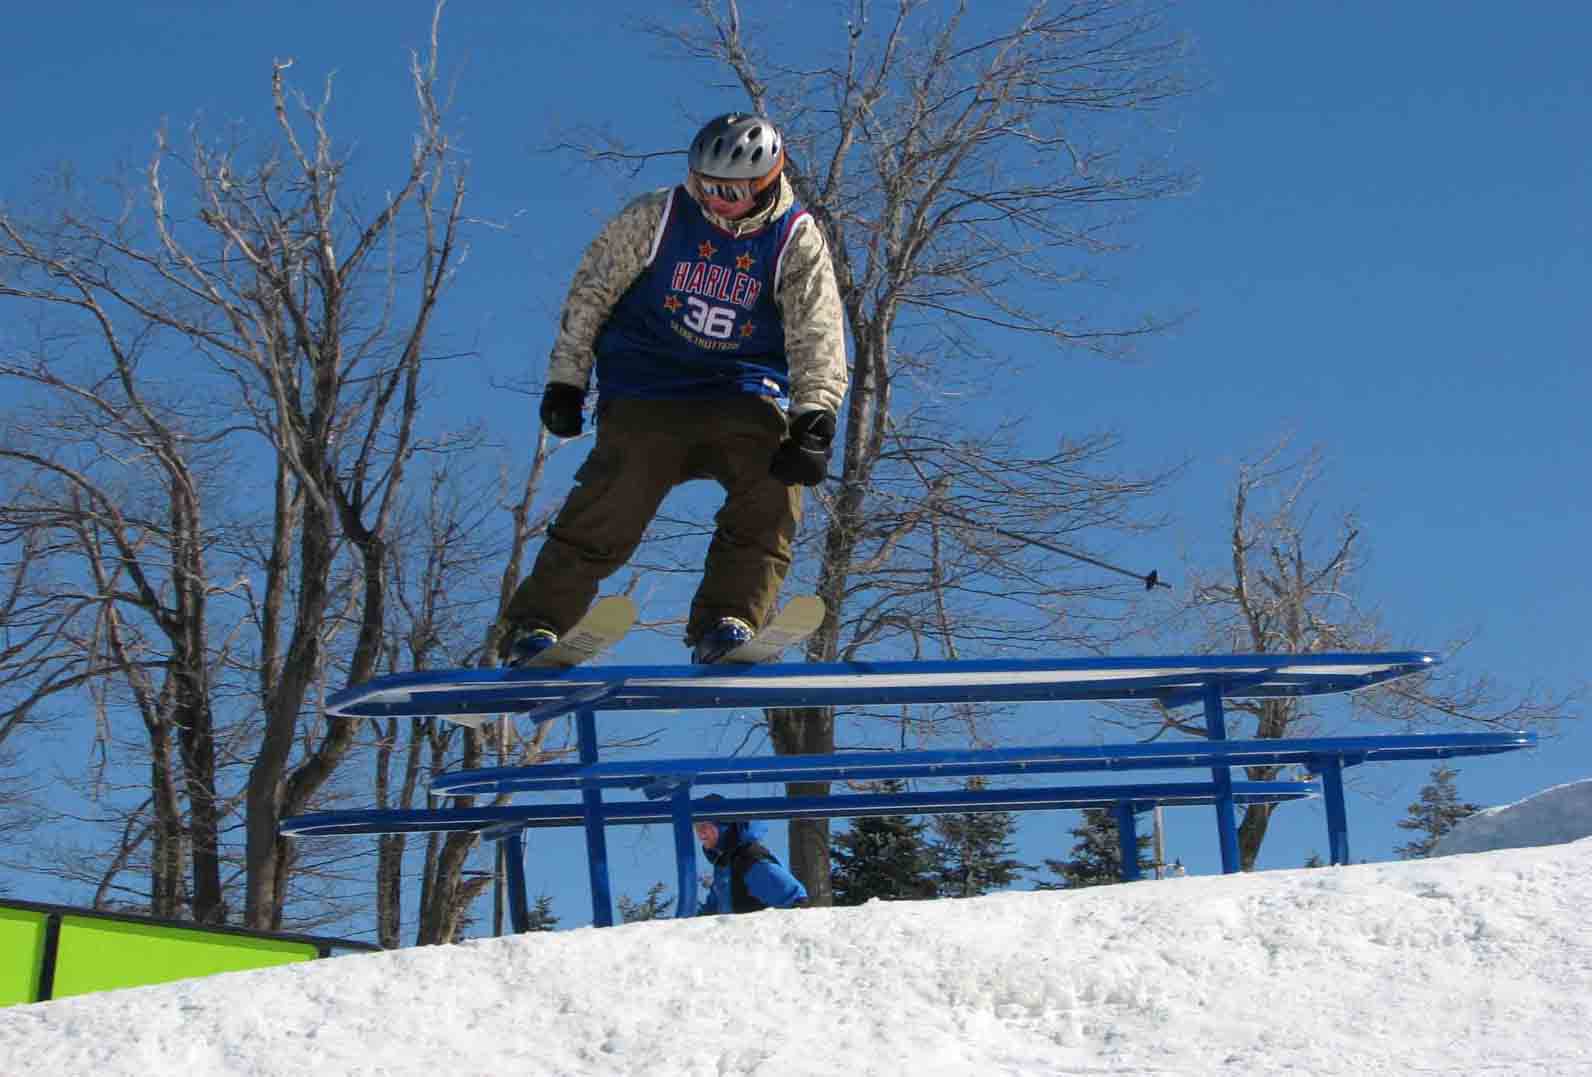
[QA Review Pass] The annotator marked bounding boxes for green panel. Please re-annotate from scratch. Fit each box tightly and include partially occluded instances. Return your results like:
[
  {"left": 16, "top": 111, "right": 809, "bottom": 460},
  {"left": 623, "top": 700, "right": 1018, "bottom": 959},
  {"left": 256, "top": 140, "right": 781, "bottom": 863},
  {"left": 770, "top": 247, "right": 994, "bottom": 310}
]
[
  {"left": 0, "top": 907, "right": 48, "bottom": 1006},
  {"left": 51, "top": 916, "right": 318, "bottom": 998}
]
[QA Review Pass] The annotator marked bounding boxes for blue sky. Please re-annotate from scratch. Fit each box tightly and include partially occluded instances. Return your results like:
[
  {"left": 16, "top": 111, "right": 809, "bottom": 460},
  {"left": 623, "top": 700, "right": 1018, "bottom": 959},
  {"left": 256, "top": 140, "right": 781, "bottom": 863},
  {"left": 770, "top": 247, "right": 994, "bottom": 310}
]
[{"left": 3, "top": 3, "right": 1588, "bottom": 927}]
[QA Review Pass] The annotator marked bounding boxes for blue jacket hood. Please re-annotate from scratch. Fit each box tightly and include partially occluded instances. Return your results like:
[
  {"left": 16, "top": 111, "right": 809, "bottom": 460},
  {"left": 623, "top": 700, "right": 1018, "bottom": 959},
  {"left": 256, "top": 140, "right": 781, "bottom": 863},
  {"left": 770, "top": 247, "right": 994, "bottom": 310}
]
[{"left": 707, "top": 816, "right": 768, "bottom": 851}]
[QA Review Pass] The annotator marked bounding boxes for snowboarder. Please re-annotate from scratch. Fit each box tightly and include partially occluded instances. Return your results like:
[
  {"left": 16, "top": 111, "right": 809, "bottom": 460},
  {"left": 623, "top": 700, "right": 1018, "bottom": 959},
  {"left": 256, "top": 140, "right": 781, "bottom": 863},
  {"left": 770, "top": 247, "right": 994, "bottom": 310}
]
[
  {"left": 695, "top": 808, "right": 808, "bottom": 914},
  {"left": 498, "top": 111, "right": 849, "bottom": 666}
]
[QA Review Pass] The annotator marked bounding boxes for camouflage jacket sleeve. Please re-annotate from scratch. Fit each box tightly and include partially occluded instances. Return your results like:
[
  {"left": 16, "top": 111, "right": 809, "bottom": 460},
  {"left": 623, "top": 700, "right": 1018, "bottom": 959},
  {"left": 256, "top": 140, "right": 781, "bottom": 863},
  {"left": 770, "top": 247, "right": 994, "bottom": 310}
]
[
  {"left": 776, "top": 214, "right": 850, "bottom": 416},
  {"left": 545, "top": 189, "right": 671, "bottom": 389}
]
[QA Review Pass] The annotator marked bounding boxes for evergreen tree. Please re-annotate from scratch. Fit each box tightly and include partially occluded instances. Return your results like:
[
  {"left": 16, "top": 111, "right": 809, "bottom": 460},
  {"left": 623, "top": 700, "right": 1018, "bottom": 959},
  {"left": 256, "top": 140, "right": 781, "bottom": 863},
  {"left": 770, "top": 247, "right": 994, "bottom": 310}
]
[
  {"left": 617, "top": 882, "right": 674, "bottom": 922},
  {"left": 1036, "top": 807, "right": 1154, "bottom": 889},
  {"left": 1395, "top": 764, "right": 1482, "bottom": 859},
  {"left": 830, "top": 781, "right": 938, "bottom": 905},
  {"left": 525, "top": 894, "right": 559, "bottom": 932},
  {"left": 929, "top": 779, "right": 1032, "bottom": 898},
  {"left": 1302, "top": 851, "right": 1325, "bottom": 869}
]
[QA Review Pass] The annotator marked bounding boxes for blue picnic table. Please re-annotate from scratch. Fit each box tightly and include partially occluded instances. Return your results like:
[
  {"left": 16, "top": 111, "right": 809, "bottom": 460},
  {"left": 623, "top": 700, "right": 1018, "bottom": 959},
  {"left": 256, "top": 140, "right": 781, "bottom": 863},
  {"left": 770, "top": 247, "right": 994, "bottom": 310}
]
[{"left": 283, "top": 650, "right": 1533, "bottom": 927}]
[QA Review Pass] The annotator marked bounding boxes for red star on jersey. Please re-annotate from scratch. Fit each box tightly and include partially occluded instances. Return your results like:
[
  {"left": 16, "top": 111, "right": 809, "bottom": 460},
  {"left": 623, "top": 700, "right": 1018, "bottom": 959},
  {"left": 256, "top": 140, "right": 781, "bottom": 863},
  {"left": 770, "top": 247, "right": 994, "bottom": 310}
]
[
  {"left": 735, "top": 252, "right": 754, "bottom": 271},
  {"left": 739, "top": 321, "right": 757, "bottom": 338},
  {"left": 698, "top": 240, "right": 718, "bottom": 260},
  {"left": 663, "top": 295, "right": 682, "bottom": 313}
]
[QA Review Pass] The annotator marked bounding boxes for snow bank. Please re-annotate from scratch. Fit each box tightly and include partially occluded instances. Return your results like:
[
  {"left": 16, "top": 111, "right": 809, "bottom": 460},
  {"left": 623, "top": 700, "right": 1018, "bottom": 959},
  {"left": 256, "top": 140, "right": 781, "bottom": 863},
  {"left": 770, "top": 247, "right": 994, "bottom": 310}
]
[
  {"left": 2, "top": 835, "right": 1590, "bottom": 1075},
  {"left": 1432, "top": 777, "right": 1592, "bottom": 857}
]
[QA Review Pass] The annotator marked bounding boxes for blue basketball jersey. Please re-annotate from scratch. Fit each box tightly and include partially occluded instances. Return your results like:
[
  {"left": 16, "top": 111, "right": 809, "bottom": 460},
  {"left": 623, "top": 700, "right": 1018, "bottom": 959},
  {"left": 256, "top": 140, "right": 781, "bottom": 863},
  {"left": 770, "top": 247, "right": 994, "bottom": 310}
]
[{"left": 592, "top": 187, "right": 808, "bottom": 403}]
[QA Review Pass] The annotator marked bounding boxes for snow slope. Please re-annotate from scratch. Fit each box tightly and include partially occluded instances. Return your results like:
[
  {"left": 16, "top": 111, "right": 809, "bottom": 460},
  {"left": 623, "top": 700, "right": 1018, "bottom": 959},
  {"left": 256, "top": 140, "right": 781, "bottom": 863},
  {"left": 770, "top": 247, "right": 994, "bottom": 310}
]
[
  {"left": 3, "top": 833, "right": 1589, "bottom": 1076},
  {"left": 1432, "top": 777, "right": 1592, "bottom": 857}
]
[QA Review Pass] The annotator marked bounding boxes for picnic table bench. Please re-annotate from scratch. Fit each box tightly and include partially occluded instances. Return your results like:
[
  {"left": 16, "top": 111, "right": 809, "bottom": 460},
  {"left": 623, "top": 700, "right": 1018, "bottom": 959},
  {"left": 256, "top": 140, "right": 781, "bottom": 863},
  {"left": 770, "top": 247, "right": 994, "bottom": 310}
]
[{"left": 283, "top": 651, "right": 1534, "bottom": 927}]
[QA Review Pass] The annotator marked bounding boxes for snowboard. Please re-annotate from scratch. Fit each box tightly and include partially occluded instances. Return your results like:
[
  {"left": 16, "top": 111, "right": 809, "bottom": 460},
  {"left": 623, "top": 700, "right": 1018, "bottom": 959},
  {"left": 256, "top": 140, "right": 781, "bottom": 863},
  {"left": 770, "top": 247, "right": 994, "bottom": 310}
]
[
  {"left": 514, "top": 595, "right": 637, "bottom": 670},
  {"left": 440, "top": 598, "right": 635, "bottom": 730},
  {"left": 710, "top": 595, "right": 826, "bottom": 664}
]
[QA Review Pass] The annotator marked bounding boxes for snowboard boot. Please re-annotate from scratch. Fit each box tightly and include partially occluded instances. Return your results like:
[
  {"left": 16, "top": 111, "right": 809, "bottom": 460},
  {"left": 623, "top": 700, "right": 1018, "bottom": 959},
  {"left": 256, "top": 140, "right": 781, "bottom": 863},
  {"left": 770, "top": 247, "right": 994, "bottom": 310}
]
[
  {"left": 504, "top": 625, "right": 559, "bottom": 667},
  {"left": 691, "top": 617, "right": 754, "bottom": 664}
]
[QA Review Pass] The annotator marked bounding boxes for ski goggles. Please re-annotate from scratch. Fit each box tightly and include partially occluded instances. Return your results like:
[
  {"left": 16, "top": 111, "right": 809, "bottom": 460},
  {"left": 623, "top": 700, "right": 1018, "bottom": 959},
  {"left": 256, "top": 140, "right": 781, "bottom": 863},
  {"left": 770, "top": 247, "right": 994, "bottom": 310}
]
[
  {"left": 689, "top": 171, "right": 772, "bottom": 205},
  {"left": 691, "top": 174, "right": 758, "bottom": 203}
]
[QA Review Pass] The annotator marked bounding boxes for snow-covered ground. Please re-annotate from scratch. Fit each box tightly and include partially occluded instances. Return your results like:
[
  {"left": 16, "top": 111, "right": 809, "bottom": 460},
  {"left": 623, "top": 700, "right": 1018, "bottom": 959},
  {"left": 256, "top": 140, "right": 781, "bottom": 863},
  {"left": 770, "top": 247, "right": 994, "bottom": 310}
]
[{"left": 3, "top": 790, "right": 1590, "bottom": 1076}]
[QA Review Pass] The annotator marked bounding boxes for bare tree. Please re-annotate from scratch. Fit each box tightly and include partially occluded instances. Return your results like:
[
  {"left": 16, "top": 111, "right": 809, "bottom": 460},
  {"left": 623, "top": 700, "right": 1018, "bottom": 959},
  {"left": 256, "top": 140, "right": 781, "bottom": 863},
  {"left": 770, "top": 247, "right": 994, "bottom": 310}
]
[
  {"left": 371, "top": 456, "right": 520, "bottom": 947},
  {"left": 0, "top": 741, "right": 45, "bottom": 895},
  {"left": 1151, "top": 442, "right": 1573, "bottom": 869},
  {"left": 0, "top": 313, "right": 246, "bottom": 921},
  {"left": 613, "top": 0, "right": 1194, "bottom": 897},
  {"left": 0, "top": 3, "right": 473, "bottom": 929},
  {"left": 367, "top": 463, "right": 487, "bottom": 946},
  {"left": 367, "top": 423, "right": 636, "bottom": 943}
]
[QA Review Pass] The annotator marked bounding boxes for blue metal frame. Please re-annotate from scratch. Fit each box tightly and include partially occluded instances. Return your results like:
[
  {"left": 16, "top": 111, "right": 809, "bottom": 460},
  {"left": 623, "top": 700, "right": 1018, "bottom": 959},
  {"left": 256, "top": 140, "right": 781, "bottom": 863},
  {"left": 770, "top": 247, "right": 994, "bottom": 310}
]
[
  {"left": 284, "top": 650, "right": 1539, "bottom": 929},
  {"left": 424, "top": 731, "right": 1532, "bottom": 797},
  {"left": 283, "top": 781, "right": 1321, "bottom": 837},
  {"left": 668, "top": 785, "right": 700, "bottom": 918},
  {"left": 500, "top": 831, "right": 530, "bottom": 934},
  {"left": 324, "top": 652, "right": 1441, "bottom": 722},
  {"left": 1204, "top": 683, "right": 1241, "bottom": 873},
  {"left": 1319, "top": 757, "right": 1351, "bottom": 864},
  {"left": 574, "top": 710, "right": 613, "bottom": 931}
]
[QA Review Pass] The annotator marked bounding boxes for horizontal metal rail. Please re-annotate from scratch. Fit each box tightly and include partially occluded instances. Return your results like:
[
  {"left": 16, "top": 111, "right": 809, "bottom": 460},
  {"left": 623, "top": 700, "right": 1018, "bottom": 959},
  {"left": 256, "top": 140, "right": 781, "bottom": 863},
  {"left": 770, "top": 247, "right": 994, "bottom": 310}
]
[
  {"left": 282, "top": 780, "right": 1316, "bottom": 838},
  {"left": 427, "top": 731, "right": 1534, "bottom": 797},
  {"left": 325, "top": 651, "right": 1441, "bottom": 723}
]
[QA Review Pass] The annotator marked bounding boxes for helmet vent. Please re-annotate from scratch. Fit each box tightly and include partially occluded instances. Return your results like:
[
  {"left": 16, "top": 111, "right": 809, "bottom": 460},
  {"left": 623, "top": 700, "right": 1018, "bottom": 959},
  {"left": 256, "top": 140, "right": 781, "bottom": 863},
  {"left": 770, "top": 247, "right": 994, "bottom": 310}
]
[{"left": 688, "top": 113, "right": 786, "bottom": 183}]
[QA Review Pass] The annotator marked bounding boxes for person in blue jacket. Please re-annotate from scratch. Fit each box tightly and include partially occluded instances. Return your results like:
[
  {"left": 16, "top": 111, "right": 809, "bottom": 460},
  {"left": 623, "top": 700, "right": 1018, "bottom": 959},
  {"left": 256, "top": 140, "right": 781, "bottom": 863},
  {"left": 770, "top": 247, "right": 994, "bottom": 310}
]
[{"left": 695, "top": 809, "right": 808, "bottom": 914}]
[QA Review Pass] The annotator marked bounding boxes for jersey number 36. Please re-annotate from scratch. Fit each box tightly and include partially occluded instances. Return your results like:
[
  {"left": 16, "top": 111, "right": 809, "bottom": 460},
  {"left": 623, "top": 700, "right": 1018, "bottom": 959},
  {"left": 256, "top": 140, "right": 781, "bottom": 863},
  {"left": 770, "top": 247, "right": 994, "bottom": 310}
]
[{"left": 683, "top": 296, "right": 737, "bottom": 340}]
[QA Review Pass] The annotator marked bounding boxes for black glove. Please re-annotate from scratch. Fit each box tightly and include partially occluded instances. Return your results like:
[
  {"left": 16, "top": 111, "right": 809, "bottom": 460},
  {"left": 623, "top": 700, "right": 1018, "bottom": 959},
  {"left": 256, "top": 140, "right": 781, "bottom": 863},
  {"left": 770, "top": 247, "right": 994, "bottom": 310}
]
[
  {"left": 770, "top": 408, "right": 836, "bottom": 487},
  {"left": 539, "top": 383, "right": 585, "bottom": 438}
]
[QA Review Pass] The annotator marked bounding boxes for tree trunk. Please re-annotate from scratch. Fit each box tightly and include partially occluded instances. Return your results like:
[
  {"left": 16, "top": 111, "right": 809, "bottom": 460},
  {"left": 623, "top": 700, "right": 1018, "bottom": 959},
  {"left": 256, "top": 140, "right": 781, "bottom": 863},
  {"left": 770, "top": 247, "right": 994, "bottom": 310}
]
[
  {"left": 245, "top": 491, "right": 335, "bottom": 928},
  {"left": 1238, "top": 801, "right": 1276, "bottom": 872},
  {"left": 373, "top": 716, "right": 402, "bottom": 948},
  {"left": 417, "top": 832, "right": 478, "bottom": 944},
  {"left": 763, "top": 358, "right": 872, "bottom": 906},
  {"left": 148, "top": 724, "right": 184, "bottom": 918},
  {"left": 768, "top": 705, "right": 836, "bottom": 906},
  {"left": 175, "top": 665, "right": 225, "bottom": 923},
  {"left": 413, "top": 728, "right": 486, "bottom": 942},
  {"left": 377, "top": 834, "right": 405, "bottom": 948},
  {"left": 267, "top": 833, "right": 298, "bottom": 932},
  {"left": 1235, "top": 703, "right": 1291, "bottom": 870}
]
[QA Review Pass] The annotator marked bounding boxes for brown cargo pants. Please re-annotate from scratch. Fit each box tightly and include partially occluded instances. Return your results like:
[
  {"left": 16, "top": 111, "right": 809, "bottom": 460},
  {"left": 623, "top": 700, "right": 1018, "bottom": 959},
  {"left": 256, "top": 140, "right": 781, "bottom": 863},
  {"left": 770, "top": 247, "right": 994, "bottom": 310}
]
[{"left": 504, "top": 396, "right": 803, "bottom": 648}]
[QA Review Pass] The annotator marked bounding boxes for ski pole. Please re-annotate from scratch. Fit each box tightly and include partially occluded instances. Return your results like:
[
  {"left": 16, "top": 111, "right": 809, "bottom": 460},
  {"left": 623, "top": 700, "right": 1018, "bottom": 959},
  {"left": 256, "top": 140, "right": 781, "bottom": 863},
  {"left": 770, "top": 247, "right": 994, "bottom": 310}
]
[{"left": 822, "top": 473, "right": 1170, "bottom": 591}]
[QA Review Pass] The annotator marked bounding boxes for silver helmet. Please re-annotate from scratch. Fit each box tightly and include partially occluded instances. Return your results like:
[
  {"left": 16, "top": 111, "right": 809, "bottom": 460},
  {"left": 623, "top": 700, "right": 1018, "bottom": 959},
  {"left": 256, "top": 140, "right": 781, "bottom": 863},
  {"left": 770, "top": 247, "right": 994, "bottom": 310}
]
[{"left": 688, "top": 113, "right": 784, "bottom": 182}]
